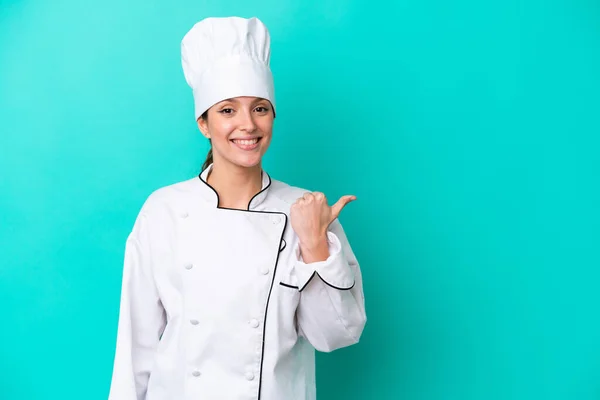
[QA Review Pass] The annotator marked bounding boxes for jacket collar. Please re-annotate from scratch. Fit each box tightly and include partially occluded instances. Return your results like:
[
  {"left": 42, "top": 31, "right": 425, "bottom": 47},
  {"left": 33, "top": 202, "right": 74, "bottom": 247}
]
[{"left": 196, "top": 163, "right": 272, "bottom": 210}]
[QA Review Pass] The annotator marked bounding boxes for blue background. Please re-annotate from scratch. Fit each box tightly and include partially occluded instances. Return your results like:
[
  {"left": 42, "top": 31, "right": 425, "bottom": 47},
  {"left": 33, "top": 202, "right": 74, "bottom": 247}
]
[{"left": 1, "top": 0, "right": 599, "bottom": 398}]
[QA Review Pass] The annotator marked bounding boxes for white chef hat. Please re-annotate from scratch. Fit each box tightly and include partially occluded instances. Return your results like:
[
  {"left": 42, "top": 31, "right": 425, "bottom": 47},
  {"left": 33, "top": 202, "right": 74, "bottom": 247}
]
[{"left": 181, "top": 16, "right": 276, "bottom": 120}]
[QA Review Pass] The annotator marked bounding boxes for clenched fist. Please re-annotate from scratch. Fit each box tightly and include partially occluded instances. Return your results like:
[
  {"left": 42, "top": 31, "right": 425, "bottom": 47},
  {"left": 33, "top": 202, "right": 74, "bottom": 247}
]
[{"left": 290, "top": 192, "right": 356, "bottom": 263}]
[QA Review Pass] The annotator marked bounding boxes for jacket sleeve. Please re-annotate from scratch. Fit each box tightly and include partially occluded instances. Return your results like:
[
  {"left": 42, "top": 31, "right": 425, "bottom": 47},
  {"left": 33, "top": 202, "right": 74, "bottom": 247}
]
[
  {"left": 108, "top": 213, "right": 167, "bottom": 400},
  {"left": 292, "top": 218, "right": 367, "bottom": 352}
]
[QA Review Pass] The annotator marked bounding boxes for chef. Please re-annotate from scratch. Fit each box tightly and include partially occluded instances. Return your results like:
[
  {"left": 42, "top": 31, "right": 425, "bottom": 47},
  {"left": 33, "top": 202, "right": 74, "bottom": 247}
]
[{"left": 107, "top": 16, "right": 367, "bottom": 400}]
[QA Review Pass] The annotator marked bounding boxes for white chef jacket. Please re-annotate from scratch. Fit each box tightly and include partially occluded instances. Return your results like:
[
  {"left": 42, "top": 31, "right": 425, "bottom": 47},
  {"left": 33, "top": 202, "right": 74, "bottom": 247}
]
[{"left": 108, "top": 164, "right": 367, "bottom": 400}]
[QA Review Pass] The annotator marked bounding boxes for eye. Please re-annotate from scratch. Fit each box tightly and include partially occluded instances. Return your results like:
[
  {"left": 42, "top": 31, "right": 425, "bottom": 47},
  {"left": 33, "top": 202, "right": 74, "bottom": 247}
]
[
  {"left": 219, "top": 108, "right": 234, "bottom": 114},
  {"left": 255, "top": 105, "right": 270, "bottom": 113}
]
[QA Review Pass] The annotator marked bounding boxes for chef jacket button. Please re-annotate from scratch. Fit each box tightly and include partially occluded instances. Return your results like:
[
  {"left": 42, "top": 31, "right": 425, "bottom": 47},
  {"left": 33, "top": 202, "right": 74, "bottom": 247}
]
[
  {"left": 185, "top": 264, "right": 193, "bottom": 270},
  {"left": 181, "top": 211, "right": 189, "bottom": 218},
  {"left": 270, "top": 215, "right": 281, "bottom": 224},
  {"left": 245, "top": 372, "right": 255, "bottom": 381},
  {"left": 190, "top": 319, "right": 199, "bottom": 325},
  {"left": 249, "top": 319, "right": 260, "bottom": 328},
  {"left": 260, "top": 267, "right": 269, "bottom": 275},
  {"left": 192, "top": 370, "right": 201, "bottom": 377}
]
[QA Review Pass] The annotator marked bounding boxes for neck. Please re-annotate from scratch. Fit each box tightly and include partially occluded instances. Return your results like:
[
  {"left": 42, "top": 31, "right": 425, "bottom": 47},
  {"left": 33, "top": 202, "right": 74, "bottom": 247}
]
[{"left": 207, "top": 161, "right": 263, "bottom": 210}]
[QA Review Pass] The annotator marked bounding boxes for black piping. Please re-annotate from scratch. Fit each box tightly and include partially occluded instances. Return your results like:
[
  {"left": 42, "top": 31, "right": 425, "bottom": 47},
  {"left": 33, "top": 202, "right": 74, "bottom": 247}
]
[
  {"left": 279, "top": 238, "right": 287, "bottom": 252},
  {"left": 257, "top": 213, "right": 287, "bottom": 399},
  {"left": 298, "top": 271, "right": 356, "bottom": 292},
  {"left": 199, "top": 169, "right": 270, "bottom": 210},
  {"left": 279, "top": 282, "right": 299, "bottom": 289},
  {"left": 196, "top": 171, "right": 286, "bottom": 400},
  {"left": 248, "top": 171, "right": 270, "bottom": 210}
]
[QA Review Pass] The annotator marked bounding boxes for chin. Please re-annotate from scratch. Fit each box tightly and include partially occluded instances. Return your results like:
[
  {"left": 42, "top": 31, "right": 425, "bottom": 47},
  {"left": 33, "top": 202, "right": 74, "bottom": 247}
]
[{"left": 229, "top": 155, "right": 263, "bottom": 169}]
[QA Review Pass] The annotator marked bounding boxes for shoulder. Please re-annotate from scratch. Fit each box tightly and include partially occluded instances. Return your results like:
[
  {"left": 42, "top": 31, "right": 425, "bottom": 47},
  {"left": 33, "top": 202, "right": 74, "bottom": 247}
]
[
  {"left": 268, "top": 178, "right": 311, "bottom": 206},
  {"left": 128, "top": 177, "right": 199, "bottom": 237},
  {"left": 138, "top": 177, "right": 199, "bottom": 215}
]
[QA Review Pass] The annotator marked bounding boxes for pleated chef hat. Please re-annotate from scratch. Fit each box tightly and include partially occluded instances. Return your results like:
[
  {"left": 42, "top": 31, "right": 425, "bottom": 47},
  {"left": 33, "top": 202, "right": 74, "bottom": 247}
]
[{"left": 181, "top": 16, "right": 276, "bottom": 120}]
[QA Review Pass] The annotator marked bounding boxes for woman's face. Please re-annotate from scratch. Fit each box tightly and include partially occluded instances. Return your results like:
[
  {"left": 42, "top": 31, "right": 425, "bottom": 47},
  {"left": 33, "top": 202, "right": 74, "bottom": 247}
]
[{"left": 197, "top": 96, "right": 274, "bottom": 169}]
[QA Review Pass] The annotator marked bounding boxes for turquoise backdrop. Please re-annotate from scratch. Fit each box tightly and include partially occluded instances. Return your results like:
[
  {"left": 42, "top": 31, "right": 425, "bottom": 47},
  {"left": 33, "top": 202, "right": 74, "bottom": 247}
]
[{"left": 1, "top": 0, "right": 599, "bottom": 399}]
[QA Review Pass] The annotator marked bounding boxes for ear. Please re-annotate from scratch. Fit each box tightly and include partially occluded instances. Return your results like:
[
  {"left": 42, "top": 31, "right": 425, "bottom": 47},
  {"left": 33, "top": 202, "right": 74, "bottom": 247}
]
[{"left": 197, "top": 117, "right": 210, "bottom": 139}]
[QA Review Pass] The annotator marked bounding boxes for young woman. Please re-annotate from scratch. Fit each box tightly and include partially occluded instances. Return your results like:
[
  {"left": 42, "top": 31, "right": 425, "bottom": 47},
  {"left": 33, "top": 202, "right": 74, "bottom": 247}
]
[{"left": 108, "top": 16, "right": 366, "bottom": 400}]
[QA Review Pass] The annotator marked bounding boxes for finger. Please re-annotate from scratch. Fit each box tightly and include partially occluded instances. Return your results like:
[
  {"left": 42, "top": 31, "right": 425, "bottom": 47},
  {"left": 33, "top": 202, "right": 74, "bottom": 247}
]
[
  {"left": 303, "top": 192, "right": 313, "bottom": 201},
  {"left": 313, "top": 192, "right": 326, "bottom": 202},
  {"left": 330, "top": 195, "right": 357, "bottom": 220}
]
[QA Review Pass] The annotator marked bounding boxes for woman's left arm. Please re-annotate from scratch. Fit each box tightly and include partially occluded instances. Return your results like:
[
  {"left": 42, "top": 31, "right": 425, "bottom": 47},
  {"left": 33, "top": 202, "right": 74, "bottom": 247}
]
[
  {"left": 293, "top": 219, "right": 367, "bottom": 352},
  {"left": 289, "top": 192, "right": 367, "bottom": 352}
]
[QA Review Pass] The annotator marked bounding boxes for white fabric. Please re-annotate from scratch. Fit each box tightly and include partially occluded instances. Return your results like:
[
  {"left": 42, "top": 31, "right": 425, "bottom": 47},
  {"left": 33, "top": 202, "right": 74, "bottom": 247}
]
[
  {"left": 107, "top": 165, "right": 367, "bottom": 400},
  {"left": 181, "top": 17, "right": 276, "bottom": 120}
]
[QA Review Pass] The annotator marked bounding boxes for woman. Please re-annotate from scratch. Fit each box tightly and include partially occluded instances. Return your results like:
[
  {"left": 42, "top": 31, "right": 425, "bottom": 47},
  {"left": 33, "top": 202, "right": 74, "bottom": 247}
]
[{"left": 108, "top": 16, "right": 366, "bottom": 400}]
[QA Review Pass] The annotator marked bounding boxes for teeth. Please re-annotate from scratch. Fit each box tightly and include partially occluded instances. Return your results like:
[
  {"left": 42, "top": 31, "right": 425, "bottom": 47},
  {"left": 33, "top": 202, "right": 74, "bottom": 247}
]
[{"left": 233, "top": 138, "right": 258, "bottom": 145}]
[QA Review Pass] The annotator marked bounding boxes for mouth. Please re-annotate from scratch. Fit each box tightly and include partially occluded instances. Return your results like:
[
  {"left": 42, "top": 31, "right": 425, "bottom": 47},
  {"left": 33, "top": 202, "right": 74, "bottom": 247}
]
[{"left": 230, "top": 137, "right": 263, "bottom": 151}]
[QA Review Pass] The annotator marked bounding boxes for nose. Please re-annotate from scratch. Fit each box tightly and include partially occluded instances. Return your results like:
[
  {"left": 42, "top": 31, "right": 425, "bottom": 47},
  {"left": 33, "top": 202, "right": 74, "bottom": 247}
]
[{"left": 238, "top": 109, "right": 257, "bottom": 133}]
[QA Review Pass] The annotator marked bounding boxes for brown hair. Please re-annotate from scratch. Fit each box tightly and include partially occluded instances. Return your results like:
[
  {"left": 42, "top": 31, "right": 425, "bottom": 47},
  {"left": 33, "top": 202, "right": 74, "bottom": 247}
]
[{"left": 199, "top": 110, "right": 213, "bottom": 172}]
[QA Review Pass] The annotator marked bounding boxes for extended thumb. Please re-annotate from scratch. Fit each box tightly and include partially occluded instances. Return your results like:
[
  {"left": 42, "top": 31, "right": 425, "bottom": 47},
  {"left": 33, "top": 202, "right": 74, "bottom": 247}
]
[{"left": 331, "top": 195, "right": 357, "bottom": 220}]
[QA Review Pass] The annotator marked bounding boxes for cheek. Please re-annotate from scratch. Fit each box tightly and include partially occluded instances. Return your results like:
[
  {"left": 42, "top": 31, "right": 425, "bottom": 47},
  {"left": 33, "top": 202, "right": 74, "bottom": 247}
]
[
  {"left": 209, "top": 121, "right": 235, "bottom": 142},
  {"left": 260, "top": 133, "right": 273, "bottom": 148},
  {"left": 258, "top": 121, "right": 274, "bottom": 139}
]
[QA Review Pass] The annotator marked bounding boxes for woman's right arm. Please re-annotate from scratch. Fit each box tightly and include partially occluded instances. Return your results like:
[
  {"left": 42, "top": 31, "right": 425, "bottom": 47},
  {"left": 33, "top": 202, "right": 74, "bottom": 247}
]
[{"left": 108, "top": 213, "right": 167, "bottom": 400}]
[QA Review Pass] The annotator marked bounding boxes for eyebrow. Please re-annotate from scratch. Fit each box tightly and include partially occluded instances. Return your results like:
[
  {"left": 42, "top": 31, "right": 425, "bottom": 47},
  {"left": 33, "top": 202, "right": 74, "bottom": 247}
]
[{"left": 219, "top": 98, "right": 268, "bottom": 105}]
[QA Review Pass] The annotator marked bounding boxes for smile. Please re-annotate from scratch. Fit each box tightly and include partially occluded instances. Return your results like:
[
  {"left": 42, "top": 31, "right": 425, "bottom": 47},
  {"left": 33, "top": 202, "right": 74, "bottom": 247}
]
[{"left": 231, "top": 137, "right": 262, "bottom": 150}]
